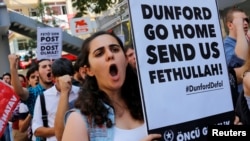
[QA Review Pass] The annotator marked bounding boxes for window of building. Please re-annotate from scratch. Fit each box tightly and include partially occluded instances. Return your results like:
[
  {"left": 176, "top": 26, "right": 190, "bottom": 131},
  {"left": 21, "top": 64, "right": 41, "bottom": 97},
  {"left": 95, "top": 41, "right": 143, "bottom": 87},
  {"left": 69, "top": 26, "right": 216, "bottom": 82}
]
[
  {"left": 28, "top": 8, "right": 38, "bottom": 17},
  {"left": 17, "top": 39, "right": 28, "bottom": 50},
  {"left": 45, "top": 2, "right": 67, "bottom": 15},
  {"left": 62, "top": 6, "right": 67, "bottom": 14},
  {"left": 51, "top": 6, "right": 61, "bottom": 15},
  {"left": 14, "top": 9, "right": 22, "bottom": 14},
  {"left": 17, "top": 39, "right": 36, "bottom": 49}
]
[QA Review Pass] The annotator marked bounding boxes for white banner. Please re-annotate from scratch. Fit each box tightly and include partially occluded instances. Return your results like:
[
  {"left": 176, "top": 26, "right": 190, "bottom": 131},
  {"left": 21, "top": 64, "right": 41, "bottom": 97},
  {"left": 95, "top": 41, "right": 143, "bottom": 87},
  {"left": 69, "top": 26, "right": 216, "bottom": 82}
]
[{"left": 128, "top": 0, "right": 234, "bottom": 140}]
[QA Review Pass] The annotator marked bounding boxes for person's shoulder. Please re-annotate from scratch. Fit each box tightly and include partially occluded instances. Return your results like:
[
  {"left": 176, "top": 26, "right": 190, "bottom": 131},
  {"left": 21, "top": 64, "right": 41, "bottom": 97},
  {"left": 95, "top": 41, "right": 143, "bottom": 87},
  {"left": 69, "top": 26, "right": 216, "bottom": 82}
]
[
  {"left": 65, "top": 108, "right": 82, "bottom": 122},
  {"left": 28, "top": 83, "right": 43, "bottom": 90},
  {"left": 224, "top": 36, "right": 236, "bottom": 43},
  {"left": 43, "top": 85, "right": 57, "bottom": 95},
  {"left": 72, "top": 84, "right": 80, "bottom": 88},
  {"left": 45, "top": 85, "right": 56, "bottom": 91},
  {"left": 28, "top": 84, "right": 49, "bottom": 97},
  {"left": 72, "top": 85, "right": 80, "bottom": 91},
  {"left": 27, "top": 84, "right": 42, "bottom": 93},
  {"left": 72, "top": 79, "right": 81, "bottom": 87}
]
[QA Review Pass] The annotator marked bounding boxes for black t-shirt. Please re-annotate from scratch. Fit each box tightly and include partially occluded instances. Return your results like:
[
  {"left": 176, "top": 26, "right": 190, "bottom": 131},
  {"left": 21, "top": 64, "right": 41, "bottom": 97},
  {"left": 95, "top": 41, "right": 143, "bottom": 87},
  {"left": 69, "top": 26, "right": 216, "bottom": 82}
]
[{"left": 228, "top": 67, "right": 239, "bottom": 108}]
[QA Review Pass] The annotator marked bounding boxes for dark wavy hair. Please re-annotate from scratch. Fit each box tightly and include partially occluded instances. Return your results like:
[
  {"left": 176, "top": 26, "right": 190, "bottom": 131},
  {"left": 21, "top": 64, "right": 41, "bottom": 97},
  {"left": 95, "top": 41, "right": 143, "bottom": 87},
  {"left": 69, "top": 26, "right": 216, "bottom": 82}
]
[{"left": 74, "top": 31, "right": 143, "bottom": 127}]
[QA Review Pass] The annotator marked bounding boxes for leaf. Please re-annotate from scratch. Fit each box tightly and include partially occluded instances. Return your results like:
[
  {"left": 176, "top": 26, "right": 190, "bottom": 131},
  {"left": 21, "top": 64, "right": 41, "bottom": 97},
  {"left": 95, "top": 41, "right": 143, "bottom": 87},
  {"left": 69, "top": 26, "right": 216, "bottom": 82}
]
[{"left": 72, "top": 0, "right": 120, "bottom": 15}]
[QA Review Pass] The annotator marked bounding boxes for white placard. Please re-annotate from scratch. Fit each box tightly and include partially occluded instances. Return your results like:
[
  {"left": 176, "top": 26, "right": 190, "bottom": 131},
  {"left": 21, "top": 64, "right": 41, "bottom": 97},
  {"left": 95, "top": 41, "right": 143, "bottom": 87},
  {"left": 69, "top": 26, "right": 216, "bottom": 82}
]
[
  {"left": 36, "top": 27, "right": 62, "bottom": 60},
  {"left": 128, "top": 0, "right": 234, "bottom": 140}
]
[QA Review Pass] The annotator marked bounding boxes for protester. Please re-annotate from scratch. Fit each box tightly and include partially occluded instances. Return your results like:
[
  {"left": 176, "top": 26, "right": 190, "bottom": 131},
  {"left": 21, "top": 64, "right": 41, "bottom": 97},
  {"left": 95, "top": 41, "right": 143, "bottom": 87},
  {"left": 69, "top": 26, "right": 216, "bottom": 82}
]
[
  {"left": 18, "top": 74, "right": 27, "bottom": 87},
  {"left": 72, "top": 53, "right": 86, "bottom": 86},
  {"left": 9, "top": 55, "right": 54, "bottom": 141},
  {"left": 32, "top": 58, "right": 79, "bottom": 141},
  {"left": 223, "top": 7, "right": 250, "bottom": 96},
  {"left": 18, "top": 102, "right": 33, "bottom": 141},
  {"left": 10, "top": 74, "right": 29, "bottom": 141},
  {"left": 11, "top": 102, "right": 29, "bottom": 141},
  {"left": 61, "top": 31, "right": 161, "bottom": 141},
  {"left": 233, "top": 48, "right": 250, "bottom": 125},
  {"left": 18, "top": 65, "right": 40, "bottom": 141},
  {"left": 8, "top": 55, "right": 53, "bottom": 114},
  {"left": 0, "top": 73, "right": 12, "bottom": 141},
  {"left": 124, "top": 43, "right": 137, "bottom": 72},
  {"left": 26, "top": 64, "right": 39, "bottom": 88},
  {"left": 2, "top": 72, "right": 11, "bottom": 85},
  {"left": 54, "top": 54, "right": 86, "bottom": 141}
]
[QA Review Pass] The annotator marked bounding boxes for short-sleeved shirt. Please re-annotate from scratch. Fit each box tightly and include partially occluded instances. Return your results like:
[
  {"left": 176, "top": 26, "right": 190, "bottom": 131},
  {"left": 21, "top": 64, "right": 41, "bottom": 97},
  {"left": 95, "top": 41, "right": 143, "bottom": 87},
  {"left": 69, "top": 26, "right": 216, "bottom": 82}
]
[
  {"left": 19, "top": 102, "right": 35, "bottom": 141},
  {"left": 224, "top": 36, "right": 245, "bottom": 94},
  {"left": 224, "top": 36, "right": 245, "bottom": 68},
  {"left": 19, "top": 102, "right": 29, "bottom": 119}
]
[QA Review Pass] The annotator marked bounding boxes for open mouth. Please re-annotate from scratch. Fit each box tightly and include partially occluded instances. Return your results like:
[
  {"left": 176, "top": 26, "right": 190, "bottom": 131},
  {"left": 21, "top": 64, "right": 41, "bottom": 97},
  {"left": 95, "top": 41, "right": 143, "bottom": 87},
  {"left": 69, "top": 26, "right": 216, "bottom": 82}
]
[
  {"left": 109, "top": 64, "right": 118, "bottom": 76},
  {"left": 47, "top": 73, "right": 51, "bottom": 78}
]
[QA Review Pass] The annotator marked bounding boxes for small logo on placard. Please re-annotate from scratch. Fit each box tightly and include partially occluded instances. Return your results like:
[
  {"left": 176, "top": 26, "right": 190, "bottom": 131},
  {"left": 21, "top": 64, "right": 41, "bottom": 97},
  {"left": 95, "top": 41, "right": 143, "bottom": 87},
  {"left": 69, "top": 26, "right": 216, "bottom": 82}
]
[{"left": 164, "top": 130, "right": 174, "bottom": 141}]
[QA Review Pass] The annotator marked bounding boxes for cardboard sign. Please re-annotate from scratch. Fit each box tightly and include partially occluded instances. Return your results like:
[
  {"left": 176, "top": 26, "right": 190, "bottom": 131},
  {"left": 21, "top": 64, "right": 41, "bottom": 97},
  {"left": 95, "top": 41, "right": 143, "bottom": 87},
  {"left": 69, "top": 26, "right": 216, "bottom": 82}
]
[
  {"left": 36, "top": 27, "right": 62, "bottom": 60},
  {"left": 128, "top": 0, "right": 234, "bottom": 140},
  {"left": 0, "top": 80, "right": 19, "bottom": 137}
]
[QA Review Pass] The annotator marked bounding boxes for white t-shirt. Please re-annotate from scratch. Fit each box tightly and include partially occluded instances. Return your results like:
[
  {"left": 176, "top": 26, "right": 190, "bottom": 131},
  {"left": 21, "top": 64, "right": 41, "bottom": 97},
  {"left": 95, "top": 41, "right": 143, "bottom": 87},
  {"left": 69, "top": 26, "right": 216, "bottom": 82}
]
[
  {"left": 19, "top": 102, "right": 29, "bottom": 113},
  {"left": 19, "top": 103, "right": 36, "bottom": 141},
  {"left": 113, "top": 123, "right": 147, "bottom": 141}
]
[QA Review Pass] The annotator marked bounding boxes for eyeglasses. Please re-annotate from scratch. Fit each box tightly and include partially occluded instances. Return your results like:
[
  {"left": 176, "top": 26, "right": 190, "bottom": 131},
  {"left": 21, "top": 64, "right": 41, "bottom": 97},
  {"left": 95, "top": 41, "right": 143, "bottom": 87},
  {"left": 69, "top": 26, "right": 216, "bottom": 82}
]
[{"left": 244, "top": 18, "right": 249, "bottom": 24}]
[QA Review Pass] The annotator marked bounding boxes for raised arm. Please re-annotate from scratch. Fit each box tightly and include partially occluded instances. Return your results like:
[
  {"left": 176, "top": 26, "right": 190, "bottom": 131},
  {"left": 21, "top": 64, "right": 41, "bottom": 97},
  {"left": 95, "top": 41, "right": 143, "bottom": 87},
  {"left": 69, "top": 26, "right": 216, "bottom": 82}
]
[
  {"left": 54, "top": 75, "right": 72, "bottom": 141},
  {"left": 19, "top": 114, "right": 32, "bottom": 132},
  {"left": 233, "top": 17, "right": 249, "bottom": 60},
  {"left": 8, "top": 54, "right": 29, "bottom": 100}
]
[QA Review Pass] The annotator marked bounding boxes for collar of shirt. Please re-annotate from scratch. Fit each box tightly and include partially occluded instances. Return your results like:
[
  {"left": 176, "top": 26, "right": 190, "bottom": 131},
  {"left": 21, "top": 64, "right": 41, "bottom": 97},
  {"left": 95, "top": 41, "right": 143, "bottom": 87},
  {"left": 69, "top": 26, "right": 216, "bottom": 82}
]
[{"left": 43, "top": 85, "right": 60, "bottom": 96}]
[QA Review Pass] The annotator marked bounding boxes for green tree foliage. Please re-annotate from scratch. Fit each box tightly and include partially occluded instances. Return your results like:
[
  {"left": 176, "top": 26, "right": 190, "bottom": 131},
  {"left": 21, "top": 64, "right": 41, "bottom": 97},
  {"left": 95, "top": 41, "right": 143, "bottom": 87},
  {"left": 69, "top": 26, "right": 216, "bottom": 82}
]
[
  {"left": 27, "top": 39, "right": 37, "bottom": 49},
  {"left": 72, "top": 0, "right": 118, "bottom": 17},
  {"left": 37, "top": 2, "right": 47, "bottom": 19},
  {"left": 23, "top": 39, "right": 36, "bottom": 61}
]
